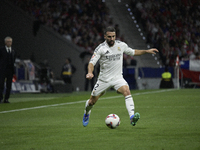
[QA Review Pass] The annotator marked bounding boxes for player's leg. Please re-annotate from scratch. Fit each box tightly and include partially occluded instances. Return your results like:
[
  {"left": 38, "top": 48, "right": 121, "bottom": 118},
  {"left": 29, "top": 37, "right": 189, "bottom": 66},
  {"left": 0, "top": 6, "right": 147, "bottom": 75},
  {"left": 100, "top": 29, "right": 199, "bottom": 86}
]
[
  {"left": 115, "top": 79, "right": 140, "bottom": 126},
  {"left": 84, "top": 95, "right": 99, "bottom": 115},
  {"left": 117, "top": 85, "right": 135, "bottom": 117},
  {"left": 83, "top": 80, "right": 109, "bottom": 127},
  {"left": 82, "top": 95, "right": 99, "bottom": 127}
]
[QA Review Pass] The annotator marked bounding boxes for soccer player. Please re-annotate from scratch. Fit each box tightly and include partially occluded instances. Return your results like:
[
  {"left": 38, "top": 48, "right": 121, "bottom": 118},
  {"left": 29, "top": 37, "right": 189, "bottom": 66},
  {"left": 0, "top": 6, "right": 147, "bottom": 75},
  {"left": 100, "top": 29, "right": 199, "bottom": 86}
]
[{"left": 82, "top": 26, "right": 159, "bottom": 127}]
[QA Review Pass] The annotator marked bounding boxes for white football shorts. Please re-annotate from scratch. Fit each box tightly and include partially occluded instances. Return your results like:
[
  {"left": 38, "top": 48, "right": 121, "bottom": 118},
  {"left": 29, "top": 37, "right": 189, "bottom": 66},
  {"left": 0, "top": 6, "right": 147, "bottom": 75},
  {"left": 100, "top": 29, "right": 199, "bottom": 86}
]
[{"left": 91, "top": 77, "right": 129, "bottom": 96}]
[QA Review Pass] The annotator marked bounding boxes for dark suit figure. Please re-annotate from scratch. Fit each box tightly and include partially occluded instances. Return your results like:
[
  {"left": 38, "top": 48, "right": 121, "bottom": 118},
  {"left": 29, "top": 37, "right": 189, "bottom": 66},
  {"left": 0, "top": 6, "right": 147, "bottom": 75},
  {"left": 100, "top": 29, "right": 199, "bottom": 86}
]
[{"left": 0, "top": 37, "right": 16, "bottom": 103}]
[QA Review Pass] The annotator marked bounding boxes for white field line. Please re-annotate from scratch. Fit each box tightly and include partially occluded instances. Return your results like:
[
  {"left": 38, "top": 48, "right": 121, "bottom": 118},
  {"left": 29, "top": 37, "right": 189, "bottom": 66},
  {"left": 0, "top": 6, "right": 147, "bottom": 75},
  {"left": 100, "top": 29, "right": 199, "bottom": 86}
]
[{"left": 0, "top": 89, "right": 176, "bottom": 114}]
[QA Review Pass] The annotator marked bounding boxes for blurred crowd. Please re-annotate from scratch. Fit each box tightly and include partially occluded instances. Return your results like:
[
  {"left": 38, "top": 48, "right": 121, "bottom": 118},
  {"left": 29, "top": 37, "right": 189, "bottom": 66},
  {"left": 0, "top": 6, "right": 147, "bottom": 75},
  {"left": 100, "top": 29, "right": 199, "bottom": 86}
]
[
  {"left": 10, "top": 0, "right": 200, "bottom": 67},
  {"left": 130, "top": 0, "right": 200, "bottom": 66},
  {"left": 12, "top": 0, "right": 123, "bottom": 53},
  {"left": 11, "top": 0, "right": 136, "bottom": 66}
]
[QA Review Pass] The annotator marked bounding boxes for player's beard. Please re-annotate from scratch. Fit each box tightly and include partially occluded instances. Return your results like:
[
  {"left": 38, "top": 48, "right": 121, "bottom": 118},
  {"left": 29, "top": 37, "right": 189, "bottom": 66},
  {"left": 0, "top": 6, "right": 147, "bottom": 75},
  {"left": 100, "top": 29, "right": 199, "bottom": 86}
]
[{"left": 107, "top": 40, "right": 115, "bottom": 47}]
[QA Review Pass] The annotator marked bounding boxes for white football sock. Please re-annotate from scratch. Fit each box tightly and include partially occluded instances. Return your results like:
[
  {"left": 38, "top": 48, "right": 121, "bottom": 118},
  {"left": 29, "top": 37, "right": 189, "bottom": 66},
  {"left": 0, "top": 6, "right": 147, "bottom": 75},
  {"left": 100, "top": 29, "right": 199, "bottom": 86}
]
[
  {"left": 125, "top": 95, "right": 135, "bottom": 117},
  {"left": 84, "top": 99, "right": 93, "bottom": 115}
]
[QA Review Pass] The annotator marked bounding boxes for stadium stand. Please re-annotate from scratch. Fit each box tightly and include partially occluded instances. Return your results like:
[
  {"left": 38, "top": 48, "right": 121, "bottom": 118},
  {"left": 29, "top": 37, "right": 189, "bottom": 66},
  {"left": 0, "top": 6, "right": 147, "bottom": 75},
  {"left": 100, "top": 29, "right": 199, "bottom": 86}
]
[
  {"left": 10, "top": 0, "right": 115, "bottom": 52},
  {"left": 2, "top": 0, "right": 199, "bottom": 91},
  {"left": 130, "top": 0, "right": 200, "bottom": 66}
]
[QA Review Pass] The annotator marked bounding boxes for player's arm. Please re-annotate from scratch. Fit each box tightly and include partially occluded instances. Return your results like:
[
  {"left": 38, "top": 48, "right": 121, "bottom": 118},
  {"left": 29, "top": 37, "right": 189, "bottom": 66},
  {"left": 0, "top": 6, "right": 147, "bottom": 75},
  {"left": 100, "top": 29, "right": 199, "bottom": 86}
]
[
  {"left": 134, "top": 48, "right": 159, "bottom": 56},
  {"left": 86, "top": 45, "right": 101, "bottom": 79},
  {"left": 86, "top": 63, "right": 94, "bottom": 80}
]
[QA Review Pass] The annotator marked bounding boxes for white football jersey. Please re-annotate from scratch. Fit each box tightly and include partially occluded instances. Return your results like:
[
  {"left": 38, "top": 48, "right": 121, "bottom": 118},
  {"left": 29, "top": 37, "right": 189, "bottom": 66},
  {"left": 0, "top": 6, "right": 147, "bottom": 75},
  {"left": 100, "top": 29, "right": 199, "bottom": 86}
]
[{"left": 90, "top": 40, "right": 135, "bottom": 82}]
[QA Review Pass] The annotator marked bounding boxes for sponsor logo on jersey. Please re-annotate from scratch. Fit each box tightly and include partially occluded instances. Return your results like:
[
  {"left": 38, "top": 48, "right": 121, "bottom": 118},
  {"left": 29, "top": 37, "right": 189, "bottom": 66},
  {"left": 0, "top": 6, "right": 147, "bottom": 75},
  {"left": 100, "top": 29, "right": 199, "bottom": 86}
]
[{"left": 106, "top": 53, "right": 122, "bottom": 61}]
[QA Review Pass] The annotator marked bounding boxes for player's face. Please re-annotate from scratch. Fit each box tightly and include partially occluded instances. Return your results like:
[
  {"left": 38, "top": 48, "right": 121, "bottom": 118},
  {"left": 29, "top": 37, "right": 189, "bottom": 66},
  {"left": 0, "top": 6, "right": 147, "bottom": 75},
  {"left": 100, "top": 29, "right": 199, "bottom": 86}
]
[{"left": 104, "top": 31, "right": 116, "bottom": 47}]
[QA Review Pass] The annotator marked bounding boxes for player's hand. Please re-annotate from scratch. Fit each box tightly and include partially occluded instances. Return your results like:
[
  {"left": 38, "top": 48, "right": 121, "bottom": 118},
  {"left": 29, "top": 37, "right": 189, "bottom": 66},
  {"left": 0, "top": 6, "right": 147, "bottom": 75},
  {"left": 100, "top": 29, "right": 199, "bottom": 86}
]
[
  {"left": 147, "top": 48, "right": 159, "bottom": 54},
  {"left": 86, "top": 73, "right": 94, "bottom": 80}
]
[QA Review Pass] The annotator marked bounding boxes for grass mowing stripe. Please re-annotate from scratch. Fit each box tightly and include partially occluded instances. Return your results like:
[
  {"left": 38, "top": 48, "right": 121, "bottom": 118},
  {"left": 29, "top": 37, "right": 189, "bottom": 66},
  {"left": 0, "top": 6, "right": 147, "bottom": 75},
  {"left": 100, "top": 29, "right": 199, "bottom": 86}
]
[{"left": 0, "top": 89, "right": 176, "bottom": 114}]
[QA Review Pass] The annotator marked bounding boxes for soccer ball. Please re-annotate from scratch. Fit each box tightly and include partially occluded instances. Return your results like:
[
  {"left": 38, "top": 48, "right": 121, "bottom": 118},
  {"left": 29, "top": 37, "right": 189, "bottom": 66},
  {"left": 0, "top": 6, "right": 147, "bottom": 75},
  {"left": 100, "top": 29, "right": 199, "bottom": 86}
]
[{"left": 105, "top": 114, "right": 120, "bottom": 129}]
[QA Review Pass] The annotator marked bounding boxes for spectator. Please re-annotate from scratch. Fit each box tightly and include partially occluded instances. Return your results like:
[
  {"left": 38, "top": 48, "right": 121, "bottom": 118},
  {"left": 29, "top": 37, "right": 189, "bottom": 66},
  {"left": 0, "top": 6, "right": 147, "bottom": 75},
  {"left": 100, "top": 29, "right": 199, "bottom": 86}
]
[
  {"left": 160, "top": 66, "right": 174, "bottom": 89},
  {"left": 11, "top": 0, "right": 128, "bottom": 66},
  {"left": 61, "top": 58, "right": 76, "bottom": 84},
  {"left": 130, "top": 0, "right": 200, "bottom": 65}
]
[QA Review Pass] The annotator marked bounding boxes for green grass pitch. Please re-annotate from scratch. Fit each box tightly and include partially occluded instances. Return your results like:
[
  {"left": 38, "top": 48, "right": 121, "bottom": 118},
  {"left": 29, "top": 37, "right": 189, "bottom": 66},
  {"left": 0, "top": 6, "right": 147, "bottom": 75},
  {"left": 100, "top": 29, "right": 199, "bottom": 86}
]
[{"left": 0, "top": 89, "right": 200, "bottom": 150}]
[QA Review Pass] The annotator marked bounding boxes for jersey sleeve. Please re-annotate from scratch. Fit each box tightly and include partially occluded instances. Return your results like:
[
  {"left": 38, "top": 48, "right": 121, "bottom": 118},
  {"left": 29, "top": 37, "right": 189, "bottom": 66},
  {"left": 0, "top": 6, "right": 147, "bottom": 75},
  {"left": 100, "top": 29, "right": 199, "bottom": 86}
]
[
  {"left": 89, "top": 46, "right": 102, "bottom": 66},
  {"left": 123, "top": 43, "right": 135, "bottom": 56}
]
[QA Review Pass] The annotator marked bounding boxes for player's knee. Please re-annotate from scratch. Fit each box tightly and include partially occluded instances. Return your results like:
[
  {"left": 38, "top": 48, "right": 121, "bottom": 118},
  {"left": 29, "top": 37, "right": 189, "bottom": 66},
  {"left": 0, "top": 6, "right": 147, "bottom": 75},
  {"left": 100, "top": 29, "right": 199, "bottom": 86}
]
[
  {"left": 123, "top": 90, "right": 131, "bottom": 96},
  {"left": 117, "top": 85, "right": 131, "bottom": 96}
]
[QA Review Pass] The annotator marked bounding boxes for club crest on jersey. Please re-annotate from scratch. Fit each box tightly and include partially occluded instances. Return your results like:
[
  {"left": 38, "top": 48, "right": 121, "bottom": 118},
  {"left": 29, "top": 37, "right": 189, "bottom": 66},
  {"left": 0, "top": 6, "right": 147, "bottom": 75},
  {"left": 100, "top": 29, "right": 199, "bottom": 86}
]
[{"left": 118, "top": 47, "right": 121, "bottom": 51}]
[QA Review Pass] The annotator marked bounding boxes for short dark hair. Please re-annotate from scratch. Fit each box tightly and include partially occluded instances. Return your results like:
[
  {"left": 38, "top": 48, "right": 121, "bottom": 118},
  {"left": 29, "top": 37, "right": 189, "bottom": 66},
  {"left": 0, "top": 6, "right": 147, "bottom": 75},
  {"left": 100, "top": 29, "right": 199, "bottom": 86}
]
[{"left": 104, "top": 26, "right": 116, "bottom": 35}]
